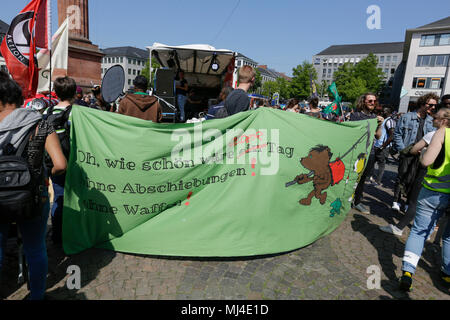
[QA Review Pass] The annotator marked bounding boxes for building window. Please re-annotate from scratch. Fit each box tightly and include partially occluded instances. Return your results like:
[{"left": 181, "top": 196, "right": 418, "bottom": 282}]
[
  {"left": 386, "top": 56, "right": 391, "bottom": 62},
  {"left": 128, "top": 58, "right": 132, "bottom": 64},
  {"left": 412, "top": 77, "right": 444, "bottom": 89},
  {"left": 417, "top": 54, "right": 449, "bottom": 67},
  {"left": 440, "top": 33, "right": 450, "bottom": 46},
  {"left": 128, "top": 79, "right": 131, "bottom": 85},
  {"left": 436, "top": 55, "right": 449, "bottom": 66},
  {"left": 421, "top": 34, "right": 436, "bottom": 46},
  {"left": 392, "top": 56, "right": 398, "bottom": 62},
  {"left": 379, "top": 56, "right": 384, "bottom": 63},
  {"left": 128, "top": 69, "right": 131, "bottom": 75},
  {"left": 415, "top": 78, "right": 426, "bottom": 88},
  {"left": 420, "top": 33, "right": 450, "bottom": 46},
  {"left": 430, "top": 78, "right": 441, "bottom": 89},
  {"left": 314, "top": 58, "right": 321, "bottom": 65},
  {"left": 133, "top": 69, "right": 136, "bottom": 75}
]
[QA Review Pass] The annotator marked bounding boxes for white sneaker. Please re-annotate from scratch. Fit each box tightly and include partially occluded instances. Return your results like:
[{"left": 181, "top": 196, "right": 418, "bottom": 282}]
[
  {"left": 379, "top": 224, "right": 403, "bottom": 236},
  {"left": 392, "top": 202, "right": 401, "bottom": 212}
]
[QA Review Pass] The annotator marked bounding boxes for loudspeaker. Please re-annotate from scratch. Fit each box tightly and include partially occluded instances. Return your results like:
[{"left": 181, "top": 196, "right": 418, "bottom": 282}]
[
  {"left": 155, "top": 69, "right": 175, "bottom": 96},
  {"left": 158, "top": 96, "right": 177, "bottom": 122}
]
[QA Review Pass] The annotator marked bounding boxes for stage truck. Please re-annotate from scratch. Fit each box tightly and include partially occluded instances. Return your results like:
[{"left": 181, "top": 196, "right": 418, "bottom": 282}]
[{"left": 147, "top": 43, "right": 237, "bottom": 122}]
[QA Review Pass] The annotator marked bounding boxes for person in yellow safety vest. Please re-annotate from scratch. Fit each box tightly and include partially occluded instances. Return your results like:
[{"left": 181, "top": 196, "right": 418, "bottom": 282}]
[{"left": 398, "top": 107, "right": 450, "bottom": 292}]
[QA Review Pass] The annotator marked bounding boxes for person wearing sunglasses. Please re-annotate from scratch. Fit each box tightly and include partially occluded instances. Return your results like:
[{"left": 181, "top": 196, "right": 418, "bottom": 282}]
[
  {"left": 398, "top": 107, "right": 450, "bottom": 291},
  {"left": 349, "top": 93, "right": 384, "bottom": 214},
  {"left": 391, "top": 93, "right": 438, "bottom": 213},
  {"left": 380, "top": 107, "right": 448, "bottom": 236}
]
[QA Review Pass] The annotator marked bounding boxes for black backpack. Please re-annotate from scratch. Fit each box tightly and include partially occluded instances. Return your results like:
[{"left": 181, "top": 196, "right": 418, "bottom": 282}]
[
  {"left": 44, "top": 105, "right": 72, "bottom": 171},
  {"left": 0, "top": 124, "right": 43, "bottom": 223}
]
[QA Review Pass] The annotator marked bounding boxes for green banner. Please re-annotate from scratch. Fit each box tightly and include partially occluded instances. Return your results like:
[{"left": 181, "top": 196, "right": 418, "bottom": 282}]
[{"left": 63, "top": 106, "right": 377, "bottom": 257}]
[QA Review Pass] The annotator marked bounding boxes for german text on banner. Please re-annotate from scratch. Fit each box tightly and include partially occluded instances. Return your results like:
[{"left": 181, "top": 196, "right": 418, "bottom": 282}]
[{"left": 63, "top": 106, "right": 377, "bottom": 257}]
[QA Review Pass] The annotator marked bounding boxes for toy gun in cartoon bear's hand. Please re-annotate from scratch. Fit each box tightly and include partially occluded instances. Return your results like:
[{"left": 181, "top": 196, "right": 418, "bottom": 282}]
[{"left": 285, "top": 171, "right": 314, "bottom": 187}]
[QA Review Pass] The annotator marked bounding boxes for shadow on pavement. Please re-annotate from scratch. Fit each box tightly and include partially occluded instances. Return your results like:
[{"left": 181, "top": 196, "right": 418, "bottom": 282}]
[
  {"left": 351, "top": 214, "right": 411, "bottom": 299},
  {"left": 351, "top": 213, "right": 449, "bottom": 299}
]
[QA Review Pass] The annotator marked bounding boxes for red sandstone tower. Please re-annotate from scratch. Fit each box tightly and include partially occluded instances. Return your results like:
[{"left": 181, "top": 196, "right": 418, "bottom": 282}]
[{"left": 57, "top": 0, "right": 103, "bottom": 89}]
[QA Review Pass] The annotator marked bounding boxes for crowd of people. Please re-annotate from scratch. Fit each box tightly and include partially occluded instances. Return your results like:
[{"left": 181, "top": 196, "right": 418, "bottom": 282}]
[{"left": 0, "top": 63, "right": 449, "bottom": 299}]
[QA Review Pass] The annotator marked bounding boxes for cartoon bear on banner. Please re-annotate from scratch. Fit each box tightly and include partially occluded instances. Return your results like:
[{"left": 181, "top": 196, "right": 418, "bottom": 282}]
[{"left": 290, "top": 145, "right": 345, "bottom": 206}]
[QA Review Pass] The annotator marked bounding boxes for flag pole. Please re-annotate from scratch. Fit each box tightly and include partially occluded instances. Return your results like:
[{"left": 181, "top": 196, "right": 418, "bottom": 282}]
[{"left": 47, "top": 0, "right": 52, "bottom": 96}]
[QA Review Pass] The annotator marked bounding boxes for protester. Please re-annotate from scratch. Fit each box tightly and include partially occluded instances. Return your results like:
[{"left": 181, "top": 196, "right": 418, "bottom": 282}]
[
  {"left": 380, "top": 107, "right": 449, "bottom": 236},
  {"left": 440, "top": 94, "right": 450, "bottom": 109},
  {"left": 118, "top": 75, "right": 162, "bottom": 122},
  {"left": 369, "top": 107, "right": 396, "bottom": 185},
  {"left": 391, "top": 93, "right": 437, "bottom": 212},
  {"left": 398, "top": 122, "right": 450, "bottom": 291},
  {"left": 175, "top": 70, "right": 188, "bottom": 122},
  {"left": 305, "top": 97, "right": 322, "bottom": 119},
  {"left": 74, "top": 86, "right": 89, "bottom": 107},
  {"left": 0, "top": 71, "right": 66, "bottom": 300},
  {"left": 223, "top": 65, "right": 255, "bottom": 116},
  {"left": 45, "top": 76, "right": 78, "bottom": 245},
  {"left": 348, "top": 92, "right": 383, "bottom": 214},
  {"left": 90, "top": 85, "right": 114, "bottom": 112},
  {"left": 285, "top": 98, "right": 300, "bottom": 113},
  {"left": 185, "top": 89, "right": 203, "bottom": 120},
  {"left": 206, "top": 87, "right": 233, "bottom": 120}
]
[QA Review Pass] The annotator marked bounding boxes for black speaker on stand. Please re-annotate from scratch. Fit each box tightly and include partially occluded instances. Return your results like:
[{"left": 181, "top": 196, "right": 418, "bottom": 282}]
[
  {"left": 155, "top": 69, "right": 175, "bottom": 96},
  {"left": 154, "top": 69, "right": 177, "bottom": 122}
]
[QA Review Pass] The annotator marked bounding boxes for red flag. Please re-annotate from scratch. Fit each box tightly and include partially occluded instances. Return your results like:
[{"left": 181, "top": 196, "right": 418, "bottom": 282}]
[{"left": 0, "top": 0, "right": 48, "bottom": 99}]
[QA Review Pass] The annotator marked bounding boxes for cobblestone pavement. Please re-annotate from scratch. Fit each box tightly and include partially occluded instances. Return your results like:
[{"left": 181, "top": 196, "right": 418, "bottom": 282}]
[{"left": 1, "top": 161, "right": 449, "bottom": 300}]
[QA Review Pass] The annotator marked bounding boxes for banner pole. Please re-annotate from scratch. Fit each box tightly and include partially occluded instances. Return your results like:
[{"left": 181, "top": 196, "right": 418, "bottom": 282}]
[{"left": 47, "top": 0, "right": 52, "bottom": 96}]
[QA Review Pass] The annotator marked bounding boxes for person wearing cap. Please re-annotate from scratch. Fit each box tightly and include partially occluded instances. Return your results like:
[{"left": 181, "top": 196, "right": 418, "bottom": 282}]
[{"left": 74, "top": 86, "right": 89, "bottom": 107}]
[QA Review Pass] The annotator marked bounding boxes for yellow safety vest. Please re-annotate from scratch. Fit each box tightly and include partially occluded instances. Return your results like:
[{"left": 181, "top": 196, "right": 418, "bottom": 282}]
[{"left": 423, "top": 128, "right": 450, "bottom": 194}]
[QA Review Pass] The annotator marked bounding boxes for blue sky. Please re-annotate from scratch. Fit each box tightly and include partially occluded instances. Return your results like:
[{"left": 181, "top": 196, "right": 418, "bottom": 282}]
[{"left": 2, "top": 0, "right": 450, "bottom": 76}]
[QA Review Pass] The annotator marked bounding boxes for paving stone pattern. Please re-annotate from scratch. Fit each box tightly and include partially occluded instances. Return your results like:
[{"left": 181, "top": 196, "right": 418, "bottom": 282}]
[{"left": 1, "top": 162, "right": 449, "bottom": 300}]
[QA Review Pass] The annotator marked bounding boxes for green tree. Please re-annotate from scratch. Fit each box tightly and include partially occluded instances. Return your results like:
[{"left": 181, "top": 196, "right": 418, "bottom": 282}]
[
  {"left": 261, "top": 80, "right": 278, "bottom": 98},
  {"left": 290, "top": 61, "right": 317, "bottom": 100},
  {"left": 338, "top": 77, "right": 367, "bottom": 104},
  {"left": 317, "top": 80, "right": 329, "bottom": 99},
  {"left": 141, "top": 58, "right": 161, "bottom": 89},
  {"left": 333, "top": 54, "right": 385, "bottom": 102},
  {"left": 353, "top": 53, "right": 385, "bottom": 94},
  {"left": 276, "top": 77, "right": 291, "bottom": 100}
]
